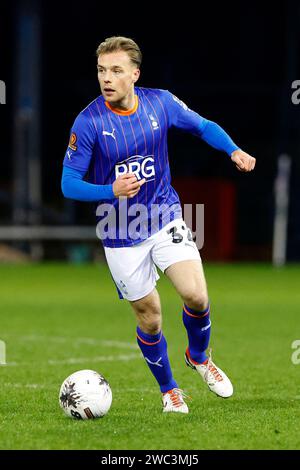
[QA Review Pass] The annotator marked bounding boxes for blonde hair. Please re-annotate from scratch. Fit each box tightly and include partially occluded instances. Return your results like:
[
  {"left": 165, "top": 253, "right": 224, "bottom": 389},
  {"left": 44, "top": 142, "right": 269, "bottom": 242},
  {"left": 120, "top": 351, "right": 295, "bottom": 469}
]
[{"left": 96, "top": 36, "right": 142, "bottom": 68}]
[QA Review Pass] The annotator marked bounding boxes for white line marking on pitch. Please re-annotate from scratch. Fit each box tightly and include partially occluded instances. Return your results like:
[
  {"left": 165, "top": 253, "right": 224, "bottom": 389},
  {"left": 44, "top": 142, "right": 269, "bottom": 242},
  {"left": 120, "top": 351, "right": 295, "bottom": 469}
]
[
  {"left": 47, "top": 353, "right": 141, "bottom": 365},
  {"left": 5, "top": 352, "right": 141, "bottom": 367},
  {"left": 13, "top": 335, "right": 138, "bottom": 350},
  {"left": 2, "top": 382, "right": 45, "bottom": 389},
  {"left": 2, "top": 383, "right": 157, "bottom": 394}
]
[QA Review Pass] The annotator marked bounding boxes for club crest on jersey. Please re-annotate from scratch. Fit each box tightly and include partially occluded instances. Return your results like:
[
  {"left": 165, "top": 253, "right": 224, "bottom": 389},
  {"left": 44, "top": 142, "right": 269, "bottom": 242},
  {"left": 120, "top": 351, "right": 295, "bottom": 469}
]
[
  {"left": 148, "top": 114, "right": 159, "bottom": 130},
  {"left": 115, "top": 155, "right": 155, "bottom": 181},
  {"left": 68, "top": 132, "right": 77, "bottom": 151}
]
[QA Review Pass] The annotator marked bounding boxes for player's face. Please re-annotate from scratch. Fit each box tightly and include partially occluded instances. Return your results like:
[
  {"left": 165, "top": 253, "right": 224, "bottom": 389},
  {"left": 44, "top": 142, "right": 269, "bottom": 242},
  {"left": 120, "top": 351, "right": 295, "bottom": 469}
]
[{"left": 97, "top": 51, "right": 140, "bottom": 107}]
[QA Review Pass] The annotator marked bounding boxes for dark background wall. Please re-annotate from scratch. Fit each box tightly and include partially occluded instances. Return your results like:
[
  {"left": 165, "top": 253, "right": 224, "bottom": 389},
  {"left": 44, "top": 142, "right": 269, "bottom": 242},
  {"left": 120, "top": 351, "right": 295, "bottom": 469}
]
[{"left": 0, "top": 0, "right": 299, "bottom": 260}]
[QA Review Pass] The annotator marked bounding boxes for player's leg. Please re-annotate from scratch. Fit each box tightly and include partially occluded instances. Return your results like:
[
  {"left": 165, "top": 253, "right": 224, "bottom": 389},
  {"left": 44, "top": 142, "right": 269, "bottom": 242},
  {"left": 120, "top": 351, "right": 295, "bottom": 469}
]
[
  {"left": 165, "top": 259, "right": 212, "bottom": 364},
  {"left": 152, "top": 220, "right": 210, "bottom": 363},
  {"left": 104, "top": 242, "right": 188, "bottom": 412},
  {"left": 165, "top": 259, "right": 210, "bottom": 364},
  {"left": 129, "top": 288, "right": 188, "bottom": 413},
  {"left": 165, "top": 259, "right": 233, "bottom": 398},
  {"left": 152, "top": 220, "right": 233, "bottom": 398},
  {"left": 130, "top": 287, "right": 162, "bottom": 335}
]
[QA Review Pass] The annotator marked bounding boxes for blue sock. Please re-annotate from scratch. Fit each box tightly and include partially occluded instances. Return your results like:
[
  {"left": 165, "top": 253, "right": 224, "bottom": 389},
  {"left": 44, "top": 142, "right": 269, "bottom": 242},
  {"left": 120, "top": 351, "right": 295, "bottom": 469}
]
[
  {"left": 136, "top": 326, "right": 178, "bottom": 393},
  {"left": 182, "top": 303, "right": 211, "bottom": 364}
]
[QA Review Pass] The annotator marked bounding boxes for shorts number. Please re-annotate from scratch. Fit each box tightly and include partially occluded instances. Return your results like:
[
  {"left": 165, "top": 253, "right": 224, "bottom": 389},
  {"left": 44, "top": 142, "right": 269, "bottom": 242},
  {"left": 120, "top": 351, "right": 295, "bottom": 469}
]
[
  {"left": 167, "top": 225, "right": 194, "bottom": 244},
  {"left": 168, "top": 226, "right": 183, "bottom": 243},
  {"left": 187, "top": 228, "right": 193, "bottom": 241}
]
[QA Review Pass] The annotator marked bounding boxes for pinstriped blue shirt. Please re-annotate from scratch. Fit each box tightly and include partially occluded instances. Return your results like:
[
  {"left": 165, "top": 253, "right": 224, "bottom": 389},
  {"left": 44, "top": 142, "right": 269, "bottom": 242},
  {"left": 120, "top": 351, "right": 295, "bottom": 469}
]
[{"left": 63, "top": 87, "right": 238, "bottom": 247}]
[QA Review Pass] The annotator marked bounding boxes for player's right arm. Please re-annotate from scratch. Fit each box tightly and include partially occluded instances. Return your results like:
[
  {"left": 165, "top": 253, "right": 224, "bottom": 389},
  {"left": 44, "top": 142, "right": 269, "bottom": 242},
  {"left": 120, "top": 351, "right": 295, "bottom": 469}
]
[
  {"left": 112, "top": 174, "right": 145, "bottom": 198},
  {"left": 62, "top": 112, "right": 144, "bottom": 200},
  {"left": 62, "top": 167, "right": 145, "bottom": 200}
]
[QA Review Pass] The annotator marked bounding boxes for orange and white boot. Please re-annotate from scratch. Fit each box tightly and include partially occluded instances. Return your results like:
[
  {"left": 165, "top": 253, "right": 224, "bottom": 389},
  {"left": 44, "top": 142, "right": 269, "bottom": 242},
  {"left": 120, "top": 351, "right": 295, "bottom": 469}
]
[
  {"left": 185, "top": 348, "right": 233, "bottom": 398},
  {"left": 162, "top": 388, "right": 189, "bottom": 413}
]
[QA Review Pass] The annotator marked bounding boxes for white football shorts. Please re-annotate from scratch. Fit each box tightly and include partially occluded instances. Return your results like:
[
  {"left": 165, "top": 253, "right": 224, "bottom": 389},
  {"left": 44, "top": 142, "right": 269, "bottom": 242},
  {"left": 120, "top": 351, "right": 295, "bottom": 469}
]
[{"left": 104, "top": 218, "right": 201, "bottom": 301}]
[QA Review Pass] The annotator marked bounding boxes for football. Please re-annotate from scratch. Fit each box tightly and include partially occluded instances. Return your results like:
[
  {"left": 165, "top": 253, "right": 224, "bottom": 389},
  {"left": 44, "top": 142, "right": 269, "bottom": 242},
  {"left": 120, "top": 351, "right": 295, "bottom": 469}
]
[{"left": 59, "top": 369, "right": 112, "bottom": 419}]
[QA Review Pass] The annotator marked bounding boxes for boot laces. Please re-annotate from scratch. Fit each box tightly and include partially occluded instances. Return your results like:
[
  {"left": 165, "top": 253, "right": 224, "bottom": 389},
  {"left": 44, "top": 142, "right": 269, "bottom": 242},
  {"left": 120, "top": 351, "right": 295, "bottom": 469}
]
[
  {"left": 166, "top": 388, "right": 190, "bottom": 407},
  {"left": 204, "top": 348, "right": 223, "bottom": 383}
]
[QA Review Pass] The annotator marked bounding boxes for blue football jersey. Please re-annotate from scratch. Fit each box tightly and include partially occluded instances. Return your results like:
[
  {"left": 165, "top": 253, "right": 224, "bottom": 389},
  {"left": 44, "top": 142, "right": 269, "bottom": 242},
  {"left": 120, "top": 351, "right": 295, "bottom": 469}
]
[{"left": 63, "top": 87, "right": 208, "bottom": 247}]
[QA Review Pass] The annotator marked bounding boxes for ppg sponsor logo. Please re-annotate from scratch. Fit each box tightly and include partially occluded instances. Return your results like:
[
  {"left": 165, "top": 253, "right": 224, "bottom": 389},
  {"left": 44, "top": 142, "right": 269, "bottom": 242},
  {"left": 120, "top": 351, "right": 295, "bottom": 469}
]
[
  {"left": 0, "top": 80, "right": 6, "bottom": 104},
  {"left": 115, "top": 155, "right": 155, "bottom": 181}
]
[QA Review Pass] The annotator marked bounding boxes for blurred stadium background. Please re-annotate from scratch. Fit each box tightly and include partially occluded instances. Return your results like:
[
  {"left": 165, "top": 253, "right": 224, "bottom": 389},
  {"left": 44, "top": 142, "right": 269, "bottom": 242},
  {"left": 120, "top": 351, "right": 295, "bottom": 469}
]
[{"left": 1, "top": 0, "right": 299, "bottom": 264}]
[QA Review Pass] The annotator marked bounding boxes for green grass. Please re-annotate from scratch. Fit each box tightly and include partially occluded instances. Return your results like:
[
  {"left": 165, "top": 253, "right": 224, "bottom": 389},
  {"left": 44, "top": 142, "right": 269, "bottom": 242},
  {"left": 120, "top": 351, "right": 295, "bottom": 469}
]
[{"left": 0, "top": 262, "right": 300, "bottom": 450}]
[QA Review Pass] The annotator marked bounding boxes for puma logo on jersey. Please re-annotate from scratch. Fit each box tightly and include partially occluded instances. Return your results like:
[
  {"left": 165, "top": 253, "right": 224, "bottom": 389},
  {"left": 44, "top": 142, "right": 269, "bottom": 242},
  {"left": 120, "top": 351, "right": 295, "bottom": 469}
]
[
  {"left": 102, "top": 129, "right": 116, "bottom": 140},
  {"left": 145, "top": 356, "right": 163, "bottom": 368}
]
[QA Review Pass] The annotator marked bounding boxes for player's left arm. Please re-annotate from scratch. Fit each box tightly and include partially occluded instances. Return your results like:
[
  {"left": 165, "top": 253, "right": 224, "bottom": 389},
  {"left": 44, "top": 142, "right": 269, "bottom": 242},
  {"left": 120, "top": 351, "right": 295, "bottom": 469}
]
[
  {"left": 199, "top": 120, "right": 256, "bottom": 172},
  {"left": 162, "top": 90, "right": 256, "bottom": 172}
]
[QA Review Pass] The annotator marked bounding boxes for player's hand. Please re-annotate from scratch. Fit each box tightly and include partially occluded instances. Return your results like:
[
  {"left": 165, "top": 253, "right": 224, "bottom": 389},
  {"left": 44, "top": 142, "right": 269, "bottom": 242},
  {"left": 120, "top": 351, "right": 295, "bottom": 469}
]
[
  {"left": 231, "top": 149, "right": 256, "bottom": 172},
  {"left": 113, "top": 173, "right": 146, "bottom": 198}
]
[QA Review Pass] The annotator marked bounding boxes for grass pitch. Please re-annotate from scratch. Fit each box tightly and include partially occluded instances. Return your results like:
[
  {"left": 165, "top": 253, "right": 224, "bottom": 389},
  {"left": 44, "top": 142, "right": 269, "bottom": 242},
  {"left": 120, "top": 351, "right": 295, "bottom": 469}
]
[{"left": 0, "top": 262, "right": 300, "bottom": 450}]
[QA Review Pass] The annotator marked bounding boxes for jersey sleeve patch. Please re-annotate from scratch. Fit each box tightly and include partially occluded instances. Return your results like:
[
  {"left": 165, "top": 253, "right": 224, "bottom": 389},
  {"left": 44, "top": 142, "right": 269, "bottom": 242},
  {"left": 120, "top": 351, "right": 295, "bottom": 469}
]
[
  {"left": 68, "top": 132, "right": 78, "bottom": 151},
  {"left": 171, "top": 94, "right": 190, "bottom": 111}
]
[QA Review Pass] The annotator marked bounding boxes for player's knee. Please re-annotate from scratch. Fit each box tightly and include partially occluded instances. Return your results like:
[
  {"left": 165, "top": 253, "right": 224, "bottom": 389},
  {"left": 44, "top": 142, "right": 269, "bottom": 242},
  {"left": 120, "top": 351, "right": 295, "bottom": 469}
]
[
  {"left": 139, "top": 317, "right": 161, "bottom": 335},
  {"left": 183, "top": 290, "right": 208, "bottom": 312},
  {"left": 131, "top": 293, "right": 162, "bottom": 334},
  {"left": 137, "top": 309, "right": 161, "bottom": 335}
]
